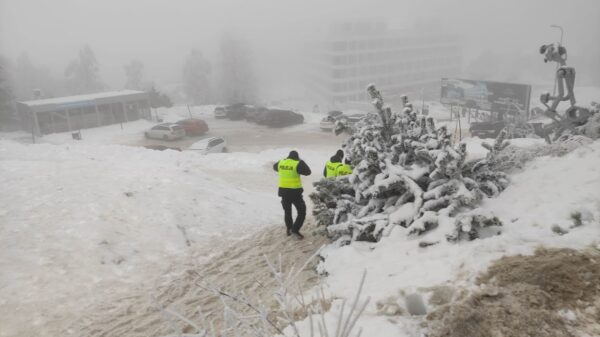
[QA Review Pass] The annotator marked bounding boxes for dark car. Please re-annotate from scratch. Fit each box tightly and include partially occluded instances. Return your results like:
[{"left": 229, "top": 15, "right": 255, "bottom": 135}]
[
  {"left": 143, "top": 145, "right": 182, "bottom": 151},
  {"left": 469, "top": 121, "right": 506, "bottom": 138},
  {"left": 245, "top": 106, "right": 269, "bottom": 123},
  {"left": 175, "top": 118, "right": 209, "bottom": 136},
  {"left": 225, "top": 103, "right": 248, "bottom": 120},
  {"left": 328, "top": 110, "right": 344, "bottom": 118},
  {"left": 257, "top": 109, "right": 304, "bottom": 127}
]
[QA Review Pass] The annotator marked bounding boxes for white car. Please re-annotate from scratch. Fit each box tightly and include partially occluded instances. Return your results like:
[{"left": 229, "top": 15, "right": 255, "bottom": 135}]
[
  {"left": 320, "top": 110, "right": 344, "bottom": 131},
  {"left": 144, "top": 123, "right": 186, "bottom": 140},
  {"left": 188, "top": 137, "right": 227, "bottom": 154},
  {"left": 214, "top": 106, "right": 227, "bottom": 119}
]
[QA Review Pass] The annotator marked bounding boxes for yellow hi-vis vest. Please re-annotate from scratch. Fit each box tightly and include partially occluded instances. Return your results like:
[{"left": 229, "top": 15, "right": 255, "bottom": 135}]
[
  {"left": 278, "top": 159, "right": 302, "bottom": 189},
  {"left": 336, "top": 163, "right": 353, "bottom": 176},
  {"left": 325, "top": 160, "right": 342, "bottom": 178}
]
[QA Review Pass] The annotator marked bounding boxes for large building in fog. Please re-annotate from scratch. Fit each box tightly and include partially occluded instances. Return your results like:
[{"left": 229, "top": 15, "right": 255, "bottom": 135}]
[{"left": 305, "top": 19, "right": 462, "bottom": 107}]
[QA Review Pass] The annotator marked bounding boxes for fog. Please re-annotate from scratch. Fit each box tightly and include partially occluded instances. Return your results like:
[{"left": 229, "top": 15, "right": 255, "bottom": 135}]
[{"left": 1, "top": 0, "right": 599, "bottom": 101}]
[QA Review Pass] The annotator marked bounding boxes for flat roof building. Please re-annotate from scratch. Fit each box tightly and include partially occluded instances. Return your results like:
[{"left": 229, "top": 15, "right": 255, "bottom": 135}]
[
  {"left": 305, "top": 19, "right": 462, "bottom": 108},
  {"left": 16, "top": 90, "right": 150, "bottom": 136}
]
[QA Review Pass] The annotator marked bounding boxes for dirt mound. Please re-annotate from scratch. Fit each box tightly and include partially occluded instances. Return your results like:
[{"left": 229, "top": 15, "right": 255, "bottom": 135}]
[
  {"left": 427, "top": 247, "right": 600, "bottom": 337},
  {"left": 67, "top": 224, "right": 327, "bottom": 337},
  {"left": 479, "top": 247, "right": 600, "bottom": 309}
]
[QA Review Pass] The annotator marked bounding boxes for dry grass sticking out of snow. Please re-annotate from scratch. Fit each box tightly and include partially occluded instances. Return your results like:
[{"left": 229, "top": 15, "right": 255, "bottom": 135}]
[
  {"left": 68, "top": 225, "right": 328, "bottom": 337},
  {"left": 427, "top": 247, "right": 600, "bottom": 337}
]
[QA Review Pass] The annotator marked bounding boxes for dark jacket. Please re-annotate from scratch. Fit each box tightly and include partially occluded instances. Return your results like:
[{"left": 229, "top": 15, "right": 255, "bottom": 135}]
[
  {"left": 323, "top": 154, "right": 343, "bottom": 177},
  {"left": 273, "top": 157, "right": 311, "bottom": 197}
]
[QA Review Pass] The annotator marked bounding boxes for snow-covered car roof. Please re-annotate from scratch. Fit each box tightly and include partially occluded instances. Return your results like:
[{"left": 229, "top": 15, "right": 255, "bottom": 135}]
[
  {"left": 153, "top": 123, "right": 180, "bottom": 128},
  {"left": 189, "top": 137, "right": 223, "bottom": 150}
]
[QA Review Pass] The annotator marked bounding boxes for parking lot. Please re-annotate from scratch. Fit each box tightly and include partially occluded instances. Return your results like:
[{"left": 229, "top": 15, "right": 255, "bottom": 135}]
[{"left": 135, "top": 113, "right": 343, "bottom": 153}]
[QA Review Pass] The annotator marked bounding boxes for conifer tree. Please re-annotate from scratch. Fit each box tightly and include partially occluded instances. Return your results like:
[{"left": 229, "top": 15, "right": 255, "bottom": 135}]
[{"left": 311, "top": 84, "right": 509, "bottom": 243}]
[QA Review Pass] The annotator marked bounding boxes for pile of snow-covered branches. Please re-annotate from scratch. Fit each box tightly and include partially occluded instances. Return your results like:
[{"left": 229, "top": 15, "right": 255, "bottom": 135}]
[{"left": 310, "top": 85, "right": 509, "bottom": 244}]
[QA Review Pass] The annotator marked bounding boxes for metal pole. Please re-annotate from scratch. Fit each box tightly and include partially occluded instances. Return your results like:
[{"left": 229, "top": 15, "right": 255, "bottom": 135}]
[
  {"left": 187, "top": 104, "right": 193, "bottom": 118},
  {"left": 550, "top": 25, "right": 564, "bottom": 96},
  {"left": 551, "top": 24, "right": 564, "bottom": 45},
  {"left": 421, "top": 88, "right": 425, "bottom": 115},
  {"left": 31, "top": 112, "right": 35, "bottom": 144}
]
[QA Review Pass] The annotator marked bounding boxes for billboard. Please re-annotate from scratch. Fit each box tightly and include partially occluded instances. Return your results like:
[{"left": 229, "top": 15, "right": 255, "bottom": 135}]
[{"left": 441, "top": 78, "right": 531, "bottom": 116}]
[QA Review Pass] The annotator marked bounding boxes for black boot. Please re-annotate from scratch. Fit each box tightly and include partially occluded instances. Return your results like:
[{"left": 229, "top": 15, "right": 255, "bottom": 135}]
[{"left": 292, "top": 231, "right": 304, "bottom": 240}]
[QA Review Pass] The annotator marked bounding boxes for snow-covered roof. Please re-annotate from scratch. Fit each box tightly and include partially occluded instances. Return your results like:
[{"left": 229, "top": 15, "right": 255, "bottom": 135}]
[
  {"left": 17, "top": 90, "right": 148, "bottom": 113},
  {"left": 19, "top": 90, "right": 145, "bottom": 107}
]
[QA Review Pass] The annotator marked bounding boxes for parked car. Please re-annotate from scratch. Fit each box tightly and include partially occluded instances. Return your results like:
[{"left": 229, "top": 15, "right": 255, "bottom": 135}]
[
  {"left": 225, "top": 103, "right": 248, "bottom": 120},
  {"left": 143, "top": 145, "right": 182, "bottom": 151},
  {"left": 257, "top": 109, "right": 304, "bottom": 127},
  {"left": 245, "top": 106, "right": 269, "bottom": 123},
  {"left": 176, "top": 118, "right": 209, "bottom": 136},
  {"left": 214, "top": 106, "right": 227, "bottom": 119},
  {"left": 188, "top": 136, "right": 228, "bottom": 154},
  {"left": 320, "top": 111, "right": 365, "bottom": 131},
  {"left": 342, "top": 113, "right": 367, "bottom": 126},
  {"left": 144, "top": 123, "right": 186, "bottom": 140},
  {"left": 469, "top": 121, "right": 506, "bottom": 138},
  {"left": 319, "top": 110, "right": 343, "bottom": 131},
  {"left": 319, "top": 116, "right": 336, "bottom": 131}
]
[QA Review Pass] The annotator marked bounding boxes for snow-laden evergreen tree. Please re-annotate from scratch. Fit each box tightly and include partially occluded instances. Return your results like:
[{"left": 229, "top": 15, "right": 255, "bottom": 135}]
[{"left": 311, "top": 84, "right": 508, "bottom": 243}]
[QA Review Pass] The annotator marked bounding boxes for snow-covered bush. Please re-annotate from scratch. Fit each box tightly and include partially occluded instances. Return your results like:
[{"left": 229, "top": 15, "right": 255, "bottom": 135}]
[{"left": 311, "top": 85, "right": 509, "bottom": 243}]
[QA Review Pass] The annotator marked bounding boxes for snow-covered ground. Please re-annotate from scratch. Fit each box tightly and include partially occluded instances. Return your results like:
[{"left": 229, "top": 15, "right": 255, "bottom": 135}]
[
  {"left": 0, "top": 106, "right": 341, "bottom": 337},
  {"left": 289, "top": 140, "right": 600, "bottom": 336},
  {"left": 2, "top": 102, "right": 599, "bottom": 337}
]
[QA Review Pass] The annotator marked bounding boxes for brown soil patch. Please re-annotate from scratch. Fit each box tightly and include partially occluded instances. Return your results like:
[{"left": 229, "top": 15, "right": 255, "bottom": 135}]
[{"left": 427, "top": 247, "right": 600, "bottom": 337}]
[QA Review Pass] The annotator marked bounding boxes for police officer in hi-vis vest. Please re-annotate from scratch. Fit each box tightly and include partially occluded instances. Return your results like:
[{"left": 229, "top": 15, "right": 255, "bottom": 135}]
[
  {"left": 335, "top": 158, "right": 353, "bottom": 176},
  {"left": 273, "top": 150, "right": 312, "bottom": 239},
  {"left": 323, "top": 149, "right": 344, "bottom": 178}
]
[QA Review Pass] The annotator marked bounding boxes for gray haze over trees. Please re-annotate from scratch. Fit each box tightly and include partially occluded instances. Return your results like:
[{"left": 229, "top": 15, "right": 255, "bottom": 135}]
[
  {"left": 0, "top": 0, "right": 598, "bottom": 102},
  {"left": 0, "top": 55, "right": 15, "bottom": 127},
  {"left": 218, "top": 35, "right": 256, "bottom": 104},
  {"left": 124, "top": 59, "right": 144, "bottom": 90},
  {"left": 182, "top": 49, "right": 211, "bottom": 105},
  {"left": 13, "top": 53, "right": 63, "bottom": 99},
  {"left": 64, "top": 45, "right": 103, "bottom": 94}
]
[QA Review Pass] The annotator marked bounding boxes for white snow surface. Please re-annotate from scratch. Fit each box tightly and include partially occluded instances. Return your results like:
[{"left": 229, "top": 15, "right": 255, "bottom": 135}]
[
  {"left": 297, "top": 140, "right": 600, "bottom": 336},
  {"left": 0, "top": 136, "right": 332, "bottom": 335},
  {"left": 3, "top": 101, "right": 600, "bottom": 336}
]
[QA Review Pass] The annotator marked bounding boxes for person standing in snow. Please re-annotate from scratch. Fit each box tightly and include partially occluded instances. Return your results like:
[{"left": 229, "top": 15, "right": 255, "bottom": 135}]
[
  {"left": 323, "top": 149, "right": 344, "bottom": 178},
  {"left": 273, "top": 150, "right": 312, "bottom": 239},
  {"left": 335, "top": 158, "right": 353, "bottom": 176}
]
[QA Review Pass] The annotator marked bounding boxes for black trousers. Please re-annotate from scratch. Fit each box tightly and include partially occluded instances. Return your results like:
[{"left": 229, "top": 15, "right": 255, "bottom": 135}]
[{"left": 281, "top": 194, "right": 307, "bottom": 233}]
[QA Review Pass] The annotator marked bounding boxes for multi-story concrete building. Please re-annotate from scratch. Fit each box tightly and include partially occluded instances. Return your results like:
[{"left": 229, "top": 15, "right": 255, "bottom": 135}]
[{"left": 305, "top": 19, "right": 462, "bottom": 108}]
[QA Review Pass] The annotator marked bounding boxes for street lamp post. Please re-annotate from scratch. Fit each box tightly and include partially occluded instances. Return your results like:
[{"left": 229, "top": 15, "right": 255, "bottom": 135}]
[{"left": 550, "top": 24, "right": 564, "bottom": 45}]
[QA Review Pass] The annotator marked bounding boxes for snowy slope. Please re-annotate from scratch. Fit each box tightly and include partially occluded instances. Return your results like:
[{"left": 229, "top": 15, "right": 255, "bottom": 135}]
[
  {"left": 290, "top": 140, "right": 600, "bottom": 336},
  {"left": 0, "top": 139, "right": 335, "bottom": 336}
]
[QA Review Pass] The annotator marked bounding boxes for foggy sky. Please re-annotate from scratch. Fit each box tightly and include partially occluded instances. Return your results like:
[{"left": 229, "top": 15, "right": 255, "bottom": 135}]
[{"left": 1, "top": 0, "right": 599, "bottom": 94}]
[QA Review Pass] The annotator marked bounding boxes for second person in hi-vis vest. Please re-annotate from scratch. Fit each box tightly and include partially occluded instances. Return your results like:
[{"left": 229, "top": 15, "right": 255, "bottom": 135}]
[
  {"left": 323, "top": 149, "right": 344, "bottom": 178},
  {"left": 335, "top": 158, "right": 353, "bottom": 176}
]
